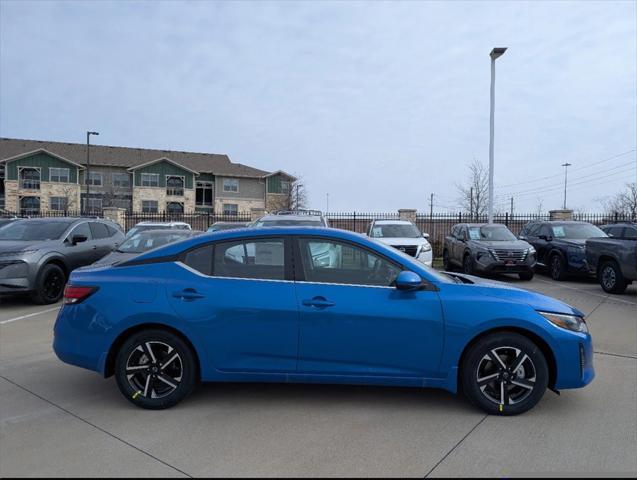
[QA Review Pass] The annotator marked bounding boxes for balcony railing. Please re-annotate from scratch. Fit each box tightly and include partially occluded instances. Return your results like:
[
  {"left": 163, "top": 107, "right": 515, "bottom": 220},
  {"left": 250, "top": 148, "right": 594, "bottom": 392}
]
[
  {"left": 166, "top": 188, "right": 184, "bottom": 196},
  {"left": 20, "top": 180, "right": 41, "bottom": 190}
]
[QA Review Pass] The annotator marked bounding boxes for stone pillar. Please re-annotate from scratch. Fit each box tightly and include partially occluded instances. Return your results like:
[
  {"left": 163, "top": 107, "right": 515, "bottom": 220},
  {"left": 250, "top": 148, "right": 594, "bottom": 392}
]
[
  {"left": 251, "top": 207, "right": 266, "bottom": 222},
  {"left": 549, "top": 209, "right": 573, "bottom": 221},
  {"left": 103, "top": 207, "right": 127, "bottom": 229},
  {"left": 398, "top": 208, "right": 417, "bottom": 223}
]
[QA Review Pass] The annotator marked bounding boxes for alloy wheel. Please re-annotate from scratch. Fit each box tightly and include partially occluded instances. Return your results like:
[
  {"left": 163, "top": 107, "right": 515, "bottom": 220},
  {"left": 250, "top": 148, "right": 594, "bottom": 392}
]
[
  {"left": 476, "top": 346, "right": 536, "bottom": 406},
  {"left": 601, "top": 265, "right": 616, "bottom": 290},
  {"left": 43, "top": 270, "right": 64, "bottom": 301},
  {"left": 551, "top": 256, "right": 561, "bottom": 279},
  {"left": 126, "top": 341, "right": 183, "bottom": 399}
]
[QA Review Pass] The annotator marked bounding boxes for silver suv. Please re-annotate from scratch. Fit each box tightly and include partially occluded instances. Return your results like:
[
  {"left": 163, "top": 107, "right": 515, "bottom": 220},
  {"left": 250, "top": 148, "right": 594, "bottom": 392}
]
[{"left": 0, "top": 217, "right": 125, "bottom": 304}]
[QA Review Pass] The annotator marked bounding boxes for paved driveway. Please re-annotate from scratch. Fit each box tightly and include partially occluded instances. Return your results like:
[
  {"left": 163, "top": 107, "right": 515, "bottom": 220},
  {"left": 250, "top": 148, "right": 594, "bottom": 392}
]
[{"left": 1, "top": 276, "right": 636, "bottom": 477}]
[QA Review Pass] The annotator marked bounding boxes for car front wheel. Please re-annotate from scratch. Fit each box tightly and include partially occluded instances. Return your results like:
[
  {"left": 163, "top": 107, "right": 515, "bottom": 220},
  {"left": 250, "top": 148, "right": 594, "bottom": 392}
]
[
  {"left": 599, "top": 260, "right": 628, "bottom": 294},
  {"left": 461, "top": 332, "right": 548, "bottom": 415},
  {"left": 31, "top": 263, "right": 66, "bottom": 305},
  {"left": 549, "top": 253, "right": 567, "bottom": 281},
  {"left": 115, "top": 329, "right": 197, "bottom": 409}
]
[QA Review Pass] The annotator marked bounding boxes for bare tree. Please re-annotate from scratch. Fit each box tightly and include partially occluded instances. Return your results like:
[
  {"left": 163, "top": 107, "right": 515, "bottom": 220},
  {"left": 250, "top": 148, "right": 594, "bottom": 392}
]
[
  {"left": 534, "top": 196, "right": 544, "bottom": 217},
  {"left": 601, "top": 182, "right": 637, "bottom": 218},
  {"left": 286, "top": 177, "right": 309, "bottom": 211},
  {"left": 456, "top": 158, "right": 488, "bottom": 218}
]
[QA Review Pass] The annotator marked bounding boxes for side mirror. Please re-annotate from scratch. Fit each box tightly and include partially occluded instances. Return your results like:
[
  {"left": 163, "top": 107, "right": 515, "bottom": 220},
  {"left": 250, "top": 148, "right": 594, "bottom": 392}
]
[
  {"left": 395, "top": 271, "right": 422, "bottom": 291},
  {"left": 538, "top": 235, "right": 547, "bottom": 241},
  {"left": 72, "top": 234, "right": 88, "bottom": 245},
  {"left": 423, "top": 232, "right": 430, "bottom": 239}
]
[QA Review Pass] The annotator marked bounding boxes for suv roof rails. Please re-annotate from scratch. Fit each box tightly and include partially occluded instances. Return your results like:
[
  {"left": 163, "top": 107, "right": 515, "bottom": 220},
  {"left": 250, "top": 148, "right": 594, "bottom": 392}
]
[{"left": 274, "top": 209, "right": 323, "bottom": 216}]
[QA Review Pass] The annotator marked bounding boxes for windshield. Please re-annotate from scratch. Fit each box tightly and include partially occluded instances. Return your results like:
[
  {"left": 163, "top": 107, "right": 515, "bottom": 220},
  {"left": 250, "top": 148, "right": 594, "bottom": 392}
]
[
  {"left": 209, "top": 223, "right": 246, "bottom": 231},
  {"left": 551, "top": 224, "right": 607, "bottom": 239},
  {"left": 0, "top": 220, "right": 73, "bottom": 241},
  {"left": 468, "top": 225, "right": 517, "bottom": 241},
  {"left": 370, "top": 224, "right": 421, "bottom": 239},
  {"left": 118, "top": 231, "right": 191, "bottom": 253},
  {"left": 254, "top": 219, "right": 323, "bottom": 227},
  {"left": 126, "top": 225, "right": 170, "bottom": 237}
]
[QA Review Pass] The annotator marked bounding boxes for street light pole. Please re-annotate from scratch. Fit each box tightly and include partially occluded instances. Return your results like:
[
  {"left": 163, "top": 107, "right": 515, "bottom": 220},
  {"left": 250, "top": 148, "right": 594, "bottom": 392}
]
[
  {"left": 562, "top": 162, "right": 572, "bottom": 209},
  {"left": 488, "top": 47, "right": 507, "bottom": 224},
  {"left": 86, "top": 131, "right": 99, "bottom": 213}
]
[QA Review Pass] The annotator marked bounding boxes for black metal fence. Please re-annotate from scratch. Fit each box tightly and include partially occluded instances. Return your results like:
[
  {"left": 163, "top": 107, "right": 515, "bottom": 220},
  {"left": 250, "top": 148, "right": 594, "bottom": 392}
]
[{"left": 122, "top": 212, "right": 252, "bottom": 232}]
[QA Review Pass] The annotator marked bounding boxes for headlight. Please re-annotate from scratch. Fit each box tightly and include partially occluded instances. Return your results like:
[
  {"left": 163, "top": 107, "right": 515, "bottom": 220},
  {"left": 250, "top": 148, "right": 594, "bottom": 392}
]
[
  {"left": 0, "top": 250, "right": 38, "bottom": 257},
  {"left": 527, "top": 246, "right": 536, "bottom": 255},
  {"left": 419, "top": 243, "right": 432, "bottom": 254},
  {"left": 538, "top": 311, "right": 588, "bottom": 333}
]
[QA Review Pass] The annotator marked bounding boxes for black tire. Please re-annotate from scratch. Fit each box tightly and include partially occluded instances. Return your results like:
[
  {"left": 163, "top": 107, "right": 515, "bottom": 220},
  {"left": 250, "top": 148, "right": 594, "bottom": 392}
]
[
  {"left": 31, "top": 263, "right": 66, "bottom": 305},
  {"left": 549, "top": 253, "right": 567, "bottom": 281},
  {"left": 115, "top": 329, "right": 197, "bottom": 410},
  {"left": 463, "top": 253, "right": 474, "bottom": 275},
  {"left": 461, "top": 332, "right": 549, "bottom": 416},
  {"left": 443, "top": 250, "right": 452, "bottom": 271},
  {"left": 518, "top": 271, "right": 535, "bottom": 281},
  {"left": 598, "top": 260, "right": 628, "bottom": 294}
]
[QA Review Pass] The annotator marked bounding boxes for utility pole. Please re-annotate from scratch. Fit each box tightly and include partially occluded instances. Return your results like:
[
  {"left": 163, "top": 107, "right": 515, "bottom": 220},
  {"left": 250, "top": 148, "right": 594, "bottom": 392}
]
[
  {"left": 429, "top": 193, "right": 434, "bottom": 241},
  {"left": 510, "top": 197, "right": 514, "bottom": 217},
  {"left": 488, "top": 47, "right": 507, "bottom": 224},
  {"left": 470, "top": 187, "right": 474, "bottom": 219},
  {"left": 561, "top": 162, "right": 572, "bottom": 209},
  {"left": 86, "top": 131, "right": 99, "bottom": 213}
]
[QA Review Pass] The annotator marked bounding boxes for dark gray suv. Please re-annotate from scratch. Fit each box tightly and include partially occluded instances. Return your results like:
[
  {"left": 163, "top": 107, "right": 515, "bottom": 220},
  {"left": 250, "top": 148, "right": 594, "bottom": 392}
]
[
  {"left": 0, "top": 217, "right": 125, "bottom": 304},
  {"left": 443, "top": 223, "right": 537, "bottom": 280}
]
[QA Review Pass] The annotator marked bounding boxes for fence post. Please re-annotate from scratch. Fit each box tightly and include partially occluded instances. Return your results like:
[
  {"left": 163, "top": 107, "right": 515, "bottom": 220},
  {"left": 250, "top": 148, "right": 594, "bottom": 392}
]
[
  {"left": 353, "top": 211, "right": 357, "bottom": 232},
  {"left": 505, "top": 212, "right": 509, "bottom": 226}
]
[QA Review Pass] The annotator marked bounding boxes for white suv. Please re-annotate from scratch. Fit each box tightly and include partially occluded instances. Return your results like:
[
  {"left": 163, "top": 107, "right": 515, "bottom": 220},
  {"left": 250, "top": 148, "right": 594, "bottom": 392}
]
[
  {"left": 368, "top": 219, "right": 433, "bottom": 267},
  {"left": 126, "top": 221, "right": 191, "bottom": 238}
]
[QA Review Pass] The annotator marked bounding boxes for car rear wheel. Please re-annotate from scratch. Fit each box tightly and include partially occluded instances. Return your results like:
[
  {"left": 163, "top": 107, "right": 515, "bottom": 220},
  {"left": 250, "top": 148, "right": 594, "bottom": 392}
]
[
  {"left": 461, "top": 332, "right": 548, "bottom": 415},
  {"left": 443, "top": 250, "right": 452, "bottom": 271},
  {"left": 31, "top": 263, "right": 66, "bottom": 305},
  {"left": 599, "top": 260, "right": 627, "bottom": 294},
  {"left": 115, "top": 329, "right": 197, "bottom": 409},
  {"left": 549, "top": 253, "right": 567, "bottom": 281}
]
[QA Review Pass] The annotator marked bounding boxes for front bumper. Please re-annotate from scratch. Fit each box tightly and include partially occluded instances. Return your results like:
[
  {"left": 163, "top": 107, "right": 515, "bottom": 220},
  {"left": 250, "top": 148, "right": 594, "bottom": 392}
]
[
  {"left": 474, "top": 255, "right": 536, "bottom": 275},
  {"left": 0, "top": 259, "right": 35, "bottom": 294},
  {"left": 416, "top": 250, "right": 433, "bottom": 267},
  {"left": 553, "top": 331, "right": 595, "bottom": 390}
]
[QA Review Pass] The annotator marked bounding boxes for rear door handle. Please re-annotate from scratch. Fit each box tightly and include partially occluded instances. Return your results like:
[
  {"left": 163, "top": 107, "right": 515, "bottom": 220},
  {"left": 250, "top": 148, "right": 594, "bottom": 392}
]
[
  {"left": 172, "top": 288, "right": 205, "bottom": 301},
  {"left": 302, "top": 296, "right": 336, "bottom": 308}
]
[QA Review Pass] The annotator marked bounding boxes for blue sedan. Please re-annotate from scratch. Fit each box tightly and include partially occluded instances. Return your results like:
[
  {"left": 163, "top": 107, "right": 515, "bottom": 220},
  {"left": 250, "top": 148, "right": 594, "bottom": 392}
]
[{"left": 53, "top": 227, "right": 594, "bottom": 415}]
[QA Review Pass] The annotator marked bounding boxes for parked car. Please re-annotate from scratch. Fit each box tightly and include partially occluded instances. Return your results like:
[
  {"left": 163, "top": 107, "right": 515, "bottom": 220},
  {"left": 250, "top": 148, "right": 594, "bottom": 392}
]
[
  {"left": 54, "top": 226, "right": 594, "bottom": 415},
  {"left": 94, "top": 229, "right": 201, "bottom": 266},
  {"left": 0, "top": 217, "right": 125, "bottom": 304},
  {"left": 0, "top": 218, "right": 18, "bottom": 229},
  {"left": 253, "top": 210, "right": 329, "bottom": 227},
  {"left": 600, "top": 222, "right": 637, "bottom": 239},
  {"left": 367, "top": 219, "right": 433, "bottom": 267},
  {"left": 519, "top": 221, "right": 607, "bottom": 280},
  {"left": 207, "top": 221, "right": 250, "bottom": 232},
  {"left": 586, "top": 230, "right": 637, "bottom": 294},
  {"left": 126, "top": 221, "right": 191, "bottom": 238},
  {"left": 443, "top": 223, "right": 536, "bottom": 280}
]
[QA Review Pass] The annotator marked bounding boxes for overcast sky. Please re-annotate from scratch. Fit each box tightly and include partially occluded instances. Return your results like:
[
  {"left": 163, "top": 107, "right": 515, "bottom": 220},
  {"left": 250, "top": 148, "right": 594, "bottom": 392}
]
[{"left": 1, "top": 0, "right": 635, "bottom": 213}]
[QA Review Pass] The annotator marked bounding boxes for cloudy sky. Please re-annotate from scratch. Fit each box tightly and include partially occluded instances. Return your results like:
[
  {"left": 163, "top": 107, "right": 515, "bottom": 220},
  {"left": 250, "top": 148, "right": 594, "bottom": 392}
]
[{"left": 1, "top": 0, "right": 635, "bottom": 213}]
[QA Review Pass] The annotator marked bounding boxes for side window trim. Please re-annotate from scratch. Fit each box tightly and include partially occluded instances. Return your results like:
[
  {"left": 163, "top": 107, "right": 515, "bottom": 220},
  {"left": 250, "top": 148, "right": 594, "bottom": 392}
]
[{"left": 65, "top": 221, "right": 92, "bottom": 242}]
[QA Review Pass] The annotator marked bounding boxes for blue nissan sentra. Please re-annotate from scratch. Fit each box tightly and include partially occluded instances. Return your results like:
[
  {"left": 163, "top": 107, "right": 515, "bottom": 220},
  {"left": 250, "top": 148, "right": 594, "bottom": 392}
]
[{"left": 53, "top": 227, "right": 594, "bottom": 415}]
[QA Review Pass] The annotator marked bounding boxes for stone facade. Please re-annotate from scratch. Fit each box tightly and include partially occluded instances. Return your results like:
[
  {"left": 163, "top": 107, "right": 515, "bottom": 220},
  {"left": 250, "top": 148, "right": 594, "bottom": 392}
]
[
  {"left": 214, "top": 197, "right": 265, "bottom": 214},
  {"left": 265, "top": 193, "right": 289, "bottom": 212},
  {"left": 4, "top": 179, "right": 81, "bottom": 212},
  {"left": 549, "top": 209, "right": 574, "bottom": 221},
  {"left": 131, "top": 186, "right": 195, "bottom": 212}
]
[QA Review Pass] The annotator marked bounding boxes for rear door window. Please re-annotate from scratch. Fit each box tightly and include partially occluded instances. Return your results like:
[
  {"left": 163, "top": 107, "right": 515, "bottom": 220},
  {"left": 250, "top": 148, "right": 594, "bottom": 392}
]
[
  {"left": 68, "top": 222, "right": 92, "bottom": 241},
  {"left": 213, "top": 238, "right": 285, "bottom": 280},
  {"left": 89, "top": 222, "right": 110, "bottom": 239}
]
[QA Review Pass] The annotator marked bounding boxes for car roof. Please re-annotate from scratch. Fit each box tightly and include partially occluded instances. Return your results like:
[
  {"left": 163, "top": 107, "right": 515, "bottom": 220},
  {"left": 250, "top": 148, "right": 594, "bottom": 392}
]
[
  {"left": 134, "top": 221, "right": 190, "bottom": 226},
  {"left": 258, "top": 214, "right": 323, "bottom": 222},
  {"left": 373, "top": 220, "right": 413, "bottom": 225},
  {"left": 127, "top": 228, "right": 198, "bottom": 236}
]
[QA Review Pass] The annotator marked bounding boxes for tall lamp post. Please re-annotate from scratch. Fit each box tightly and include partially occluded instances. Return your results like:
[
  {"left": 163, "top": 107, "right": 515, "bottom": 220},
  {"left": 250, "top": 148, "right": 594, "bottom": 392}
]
[
  {"left": 562, "top": 162, "right": 572, "bottom": 209},
  {"left": 488, "top": 47, "right": 507, "bottom": 224},
  {"left": 86, "top": 131, "right": 99, "bottom": 213}
]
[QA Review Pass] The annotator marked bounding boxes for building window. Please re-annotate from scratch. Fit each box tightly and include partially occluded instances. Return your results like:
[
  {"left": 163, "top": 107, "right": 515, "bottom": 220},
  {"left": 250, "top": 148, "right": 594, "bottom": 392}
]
[
  {"left": 49, "top": 167, "right": 70, "bottom": 183},
  {"left": 84, "top": 197, "right": 102, "bottom": 211},
  {"left": 142, "top": 200, "right": 158, "bottom": 213},
  {"left": 87, "top": 171, "right": 102, "bottom": 186},
  {"left": 280, "top": 180, "right": 291, "bottom": 195},
  {"left": 167, "top": 202, "right": 184, "bottom": 214},
  {"left": 20, "top": 196, "right": 40, "bottom": 215},
  {"left": 223, "top": 203, "right": 238, "bottom": 215},
  {"left": 196, "top": 181, "right": 213, "bottom": 206},
  {"left": 223, "top": 178, "right": 239, "bottom": 193},
  {"left": 166, "top": 176, "right": 184, "bottom": 196},
  {"left": 141, "top": 173, "right": 160, "bottom": 187},
  {"left": 19, "top": 167, "right": 41, "bottom": 190},
  {"left": 50, "top": 196, "right": 68, "bottom": 211},
  {"left": 112, "top": 173, "right": 130, "bottom": 188}
]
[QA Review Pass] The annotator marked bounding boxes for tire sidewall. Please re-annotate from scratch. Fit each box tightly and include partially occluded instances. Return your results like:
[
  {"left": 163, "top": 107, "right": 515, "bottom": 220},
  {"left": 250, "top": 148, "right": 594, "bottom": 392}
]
[
  {"left": 115, "top": 329, "right": 197, "bottom": 409},
  {"left": 550, "top": 253, "right": 564, "bottom": 280},
  {"left": 599, "top": 261, "right": 625, "bottom": 294},
  {"left": 461, "top": 332, "right": 549, "bottom": 416},
  {"left": 32, "top": 263, "right": 66, "bottom": 304},
  {"left": 463, "top": 254, "right": 473, "bottom": 275}
]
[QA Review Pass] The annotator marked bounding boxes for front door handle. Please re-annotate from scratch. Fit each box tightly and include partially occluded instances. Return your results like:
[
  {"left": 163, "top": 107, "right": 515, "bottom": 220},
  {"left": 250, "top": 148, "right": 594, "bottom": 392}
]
[
  {"left": 92, "top": 245, "right": 98, "bottom": 250},
  {"left": 172, "top": 288, "right": 205, "bottom": 301},
  {"left": 302, "top": 296, "right": 336, "bottom": 308}
]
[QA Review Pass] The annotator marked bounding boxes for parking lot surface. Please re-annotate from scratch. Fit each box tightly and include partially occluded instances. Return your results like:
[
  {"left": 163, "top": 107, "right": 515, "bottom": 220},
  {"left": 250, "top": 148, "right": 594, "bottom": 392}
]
[{"left": 1, "top": 276, "right": 636, "bottom": 477}]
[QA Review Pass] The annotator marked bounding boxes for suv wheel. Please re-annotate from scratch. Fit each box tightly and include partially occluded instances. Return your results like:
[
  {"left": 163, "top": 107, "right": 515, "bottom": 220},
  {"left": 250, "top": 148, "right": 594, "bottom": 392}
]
[
  {"left": 599, "top": 260, "right": 628, "bottom": 294},
  {"left": 115, "top": 329, "right": 197, "bottom": 409},
  {"left": 31, "top": 264, "right": 66, "bottom": 304},
  {"left": 461, "top": 332, "right": 548, "bottom": 415},
  {"left": 549, "top": 253, "right": 567, "bottom": 281}
]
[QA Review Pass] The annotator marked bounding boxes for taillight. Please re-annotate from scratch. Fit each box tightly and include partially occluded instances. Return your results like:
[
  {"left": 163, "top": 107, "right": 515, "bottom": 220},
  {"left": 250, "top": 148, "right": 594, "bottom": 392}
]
[{"left": 63, "top": 285, "right": 98, "bottom": 305}]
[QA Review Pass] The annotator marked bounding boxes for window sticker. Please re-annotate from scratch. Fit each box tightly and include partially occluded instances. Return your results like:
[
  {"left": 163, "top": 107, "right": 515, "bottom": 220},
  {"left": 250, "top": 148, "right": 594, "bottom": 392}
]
[
  {"left": 552, "top": 226, "right": 566, "bottom": 238},
  {"left": 468, "top": 228, "right": 481, "bottom": 240}
]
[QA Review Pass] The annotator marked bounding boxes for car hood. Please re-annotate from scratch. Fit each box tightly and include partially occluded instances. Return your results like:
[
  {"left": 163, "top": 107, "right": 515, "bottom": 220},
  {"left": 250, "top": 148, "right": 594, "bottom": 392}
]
[
  {"left": 446, "top": 272, "right": 584, "bottom": 317},
  {"left": 553, "top": 238, "right": 587, "bottom": 247},
  {"left": 469, "top": 240, "right": 530, "bottom": 249},
  {"left": 92, "top": 251, "right": 136, "bottom": 266},
  {"left": 375, "top": 238, "right": 428, "bottom": 246}
]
